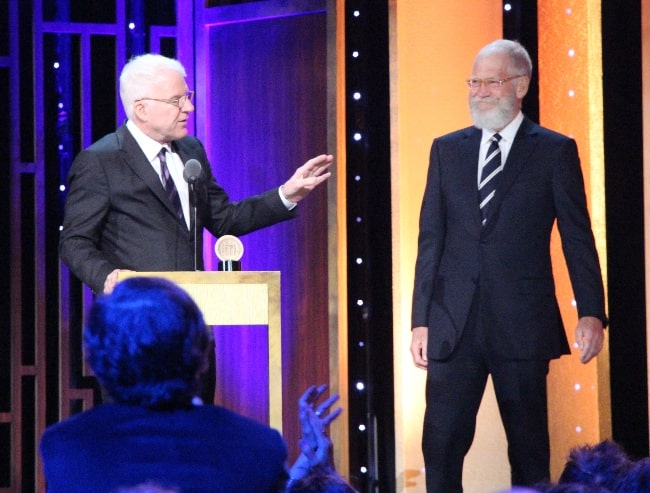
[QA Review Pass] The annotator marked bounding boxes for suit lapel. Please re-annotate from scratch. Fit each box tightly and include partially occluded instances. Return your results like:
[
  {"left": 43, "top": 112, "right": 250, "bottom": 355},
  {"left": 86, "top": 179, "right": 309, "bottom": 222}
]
[
  {"left": 457, "top": 127, "right": 484, "bottom": 228},
  {"left": 171, "top": 140, "right": 190, "bottom": 165},
  {"left": 117, "top": 125, "right": 187, "bottom": 225}
]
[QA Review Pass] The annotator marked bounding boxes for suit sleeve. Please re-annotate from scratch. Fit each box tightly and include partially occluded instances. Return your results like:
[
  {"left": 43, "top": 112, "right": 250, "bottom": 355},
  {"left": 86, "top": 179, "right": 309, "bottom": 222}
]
[
  {"left": 553, "top": 138, "right": 608, "bottom": 327},
  {"left": 59, "top": 150, "right": 116, "bottom": 294},
  {"left": 411, "top": 139, "right": 446, "bottom": 328}
]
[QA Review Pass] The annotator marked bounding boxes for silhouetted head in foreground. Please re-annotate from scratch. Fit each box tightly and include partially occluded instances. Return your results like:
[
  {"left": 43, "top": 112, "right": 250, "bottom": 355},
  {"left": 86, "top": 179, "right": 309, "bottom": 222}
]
[
  {"left": 84, "top": 276, "right": 212, "bottom": 409},
  {"left": 558, "top": 440, "right": 632, "bottom": 492}
]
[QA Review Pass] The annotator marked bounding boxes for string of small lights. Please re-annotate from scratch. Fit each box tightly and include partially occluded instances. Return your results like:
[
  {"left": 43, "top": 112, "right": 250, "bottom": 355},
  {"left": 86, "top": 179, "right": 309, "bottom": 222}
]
[
  {"left": 51, "top": 0, "right": 71, "bottom": 219},
  {"left": 345, "top": 1, "right": 393, "bottom": 492},
  {"left": 56, "top": 0, "right": 148, "bottom": 227},
  {"left": 503, "top": 0, "right": 539, "bottom": 121}
]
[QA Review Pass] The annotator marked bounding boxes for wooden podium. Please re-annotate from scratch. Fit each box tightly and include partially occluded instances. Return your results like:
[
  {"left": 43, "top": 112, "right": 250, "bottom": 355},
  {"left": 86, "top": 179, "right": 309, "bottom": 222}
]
[{"left": 120, "top": 271, "right": 282, "bottom": 431}]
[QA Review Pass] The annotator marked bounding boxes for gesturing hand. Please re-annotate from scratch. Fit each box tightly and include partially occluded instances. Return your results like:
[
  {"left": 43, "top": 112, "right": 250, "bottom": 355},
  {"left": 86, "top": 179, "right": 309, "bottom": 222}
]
[
  {"left": 281, "top": 154, "right": 333, "bottom": 204},
  {"left": 289, "top": 384, "right": 342, "bottom": 481}
]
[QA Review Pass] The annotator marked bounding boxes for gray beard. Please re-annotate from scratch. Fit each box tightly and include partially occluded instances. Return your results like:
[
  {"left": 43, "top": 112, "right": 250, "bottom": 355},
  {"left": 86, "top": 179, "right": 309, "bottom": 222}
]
[{"left": 469, "top": 97, "right": 518, "bottom": 131}]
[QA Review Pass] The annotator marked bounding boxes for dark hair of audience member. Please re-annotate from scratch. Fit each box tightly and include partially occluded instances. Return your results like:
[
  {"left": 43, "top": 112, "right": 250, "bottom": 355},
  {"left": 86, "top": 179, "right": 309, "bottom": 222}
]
[
  {"left": 541, "top": 483, "right": 610, "bottom": 493},
  {"left": 286, "top": 464, "right": 357, "bottom": 493},
  {"left": 500, "top": 487, "right": 544, "bottom": 493},
  {"left": 84, "top": 277, "right": 212, "bottom": 409},
  {"left": 613, "top": 456, "right": 650, "bottom": 493},
  {"left": 558, "top": 440, "right": 632, "bottom": 491}
]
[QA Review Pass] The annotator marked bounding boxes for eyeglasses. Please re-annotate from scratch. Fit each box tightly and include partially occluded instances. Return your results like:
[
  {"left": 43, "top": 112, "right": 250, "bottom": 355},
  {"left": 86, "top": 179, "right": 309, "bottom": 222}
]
[
  {"left": 135, "top": 90, "right": 194, "bottom": 108},
  {"left": 466, "top": 75, "right": 526, "bottom": 90}
]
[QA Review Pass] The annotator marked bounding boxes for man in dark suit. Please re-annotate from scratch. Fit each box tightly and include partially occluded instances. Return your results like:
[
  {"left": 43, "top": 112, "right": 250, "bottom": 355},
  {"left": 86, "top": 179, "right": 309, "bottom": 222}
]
[
  {"left": 409, "top": 39, "right": 607, "bottom": 492},
  {"left": 59, "top": 53, "right": 332, "bottom": 295}
]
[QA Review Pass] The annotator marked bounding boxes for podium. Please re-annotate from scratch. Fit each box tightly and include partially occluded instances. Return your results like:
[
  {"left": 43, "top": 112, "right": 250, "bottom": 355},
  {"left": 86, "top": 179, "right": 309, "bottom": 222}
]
[{"left": 120, "top": 271, "right": 282, "bottom": 431}]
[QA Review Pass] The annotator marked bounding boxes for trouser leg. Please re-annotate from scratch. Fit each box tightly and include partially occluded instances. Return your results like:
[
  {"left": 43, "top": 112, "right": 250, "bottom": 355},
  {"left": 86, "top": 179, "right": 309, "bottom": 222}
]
[
  {"left": 423, "top": 359, "right": 488, "bottom": 493},
  {"left": 490, "top": 359, "right": 551, "bottom": 487},
  {"left": 422, "top": 294, "right": 488, "bottom": 493}
]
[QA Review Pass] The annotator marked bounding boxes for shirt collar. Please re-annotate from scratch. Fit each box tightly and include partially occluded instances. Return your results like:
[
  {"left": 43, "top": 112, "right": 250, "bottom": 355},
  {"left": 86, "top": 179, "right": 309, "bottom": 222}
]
[
  {"left": 481, "top": 111, "right": 524, "bottom": 144},
  {"left": 126, "top": 119, "right": 171, "bottom": 162}
]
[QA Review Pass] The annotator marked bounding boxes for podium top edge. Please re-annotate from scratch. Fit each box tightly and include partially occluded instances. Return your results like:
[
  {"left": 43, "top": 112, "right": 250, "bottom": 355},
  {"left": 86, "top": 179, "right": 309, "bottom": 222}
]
[{"left": 118, "top": 271, "right": 281, "bottom": 285}]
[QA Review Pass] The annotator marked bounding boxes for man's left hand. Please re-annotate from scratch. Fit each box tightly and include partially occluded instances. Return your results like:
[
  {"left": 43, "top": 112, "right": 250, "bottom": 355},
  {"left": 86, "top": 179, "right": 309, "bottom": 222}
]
[{"left": 574, "top": 316, "right": 604, "bottom": 364}]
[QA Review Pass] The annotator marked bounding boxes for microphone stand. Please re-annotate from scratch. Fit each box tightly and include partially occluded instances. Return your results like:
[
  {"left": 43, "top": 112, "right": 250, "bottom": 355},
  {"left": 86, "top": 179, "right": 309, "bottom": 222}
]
[
  {"left": 183, "top": 159, "right": 202, "bottom": 271},
  {"left": 189, "top": 181, "right": 198, "bottom": 271}
]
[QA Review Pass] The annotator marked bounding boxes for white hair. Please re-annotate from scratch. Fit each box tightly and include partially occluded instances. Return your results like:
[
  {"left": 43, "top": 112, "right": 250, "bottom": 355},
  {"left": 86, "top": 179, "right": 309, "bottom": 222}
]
[
  {"left": 119, "top": 53, "right": 187, "bottom": 119},
  {"left": 476, "top": 39, "right": 533, "bottom": 78}
]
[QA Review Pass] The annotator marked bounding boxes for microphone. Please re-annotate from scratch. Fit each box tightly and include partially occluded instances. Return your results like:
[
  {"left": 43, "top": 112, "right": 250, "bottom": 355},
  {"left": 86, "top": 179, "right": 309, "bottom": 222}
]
[
  {"left": 184, "top": 158, "right": 202, "bottom": 271},
  {"left": 183, "top": 158, "right": 203, "bottom": 183}
]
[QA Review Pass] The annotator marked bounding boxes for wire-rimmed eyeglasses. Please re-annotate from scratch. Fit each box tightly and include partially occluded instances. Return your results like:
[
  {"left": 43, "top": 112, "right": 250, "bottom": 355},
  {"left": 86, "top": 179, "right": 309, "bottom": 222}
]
[
  {"left": 135, "top": 90, "right": 194, "bottom": 108},
  {"left": 466, "top": 75, "right": 526, "bottom": 90}
]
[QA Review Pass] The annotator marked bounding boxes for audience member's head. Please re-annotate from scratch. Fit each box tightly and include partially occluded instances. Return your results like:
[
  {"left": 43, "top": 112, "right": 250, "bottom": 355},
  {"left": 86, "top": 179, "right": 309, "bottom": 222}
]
[
  {"left": 496, "top": 488, "right": 543, "bottom": 493},
  {"left": 558, "top": 440, "right": 631, "bottom": 491},
  {"left": 84, "top": 276, "right": 212, "bottom": 409},
  {"left": 613, "top": 457, "right": 650, "bottom": 493},
  {"left": 542, "top": 483, "right": 610, "bottom": 493},
  {"left": 286, "top": 465, "right": 357, "bottom": 493}
]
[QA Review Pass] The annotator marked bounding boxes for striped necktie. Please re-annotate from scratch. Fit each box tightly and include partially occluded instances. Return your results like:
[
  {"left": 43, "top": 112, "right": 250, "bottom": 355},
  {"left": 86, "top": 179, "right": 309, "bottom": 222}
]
[
  {"left": 478, "top": 133, "right": 502, "bottom": 224},
  {"left": 158, "top": 147, "right": 184, "bottom": 222}
]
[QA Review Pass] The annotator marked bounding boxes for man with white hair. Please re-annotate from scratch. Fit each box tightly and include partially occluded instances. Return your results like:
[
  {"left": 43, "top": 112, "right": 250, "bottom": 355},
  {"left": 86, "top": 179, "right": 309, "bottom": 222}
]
[
  {"left": 410, "top": 39, "right": 607, "bottom": 492},
  {"left": 59, "top": 53, "right": 332, "bottom": 295}
]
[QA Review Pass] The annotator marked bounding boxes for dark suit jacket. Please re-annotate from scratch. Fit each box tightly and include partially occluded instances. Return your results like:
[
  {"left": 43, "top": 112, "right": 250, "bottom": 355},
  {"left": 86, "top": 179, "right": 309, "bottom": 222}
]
[
  {"left": 39, "top": 403, "right": 288, "bottom": 493},
  {"left": 411, "top": 117, "right": 607, "bottom": 361},
  {"left": 59, "top": 124, "right": 296, "bottom": 293}
]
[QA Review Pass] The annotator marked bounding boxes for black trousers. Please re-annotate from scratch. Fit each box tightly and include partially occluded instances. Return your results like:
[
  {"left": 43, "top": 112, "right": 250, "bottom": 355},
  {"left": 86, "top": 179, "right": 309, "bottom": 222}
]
[{"left": 422, "top": 297, "right": 550, "bottom": 493}]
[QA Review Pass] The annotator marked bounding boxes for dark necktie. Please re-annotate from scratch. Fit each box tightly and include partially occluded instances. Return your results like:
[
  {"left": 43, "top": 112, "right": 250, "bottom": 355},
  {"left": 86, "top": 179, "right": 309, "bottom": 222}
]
[
  {"left": 158, "top": 147, "right": 184, "bottom": 222},
  {"left": 478, "top": 133, "right": 502, "bottom": 224}
]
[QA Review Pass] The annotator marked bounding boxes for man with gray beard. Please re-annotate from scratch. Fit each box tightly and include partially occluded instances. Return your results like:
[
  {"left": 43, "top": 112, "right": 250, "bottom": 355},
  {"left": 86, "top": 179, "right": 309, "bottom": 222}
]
[{"left": 409, "top": 39, "right": 607, "bottom": 493}]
